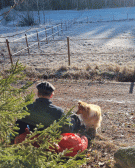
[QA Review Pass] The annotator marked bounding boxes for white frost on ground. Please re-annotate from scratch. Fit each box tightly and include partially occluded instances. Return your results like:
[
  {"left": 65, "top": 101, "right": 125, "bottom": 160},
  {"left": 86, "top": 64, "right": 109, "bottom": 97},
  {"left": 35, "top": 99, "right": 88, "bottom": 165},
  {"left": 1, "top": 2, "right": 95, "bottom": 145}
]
[{"left": 0, "top": 7, "right": 135, "bottom": 69}]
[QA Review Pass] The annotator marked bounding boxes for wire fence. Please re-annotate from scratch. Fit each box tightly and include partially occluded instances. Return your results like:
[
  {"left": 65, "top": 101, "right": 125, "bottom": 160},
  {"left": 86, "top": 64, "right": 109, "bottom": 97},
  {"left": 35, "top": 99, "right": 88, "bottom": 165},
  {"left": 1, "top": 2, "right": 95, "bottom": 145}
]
[
  {"left": 75, "top": 13, "right": 135, "bottom": 24},
  {"left": 0, "top": 18, "right": 76, "bottom": 69},
  {"left": 1, "top": 36, "right": 135, "bottom": 70},
  {"left": 0, "top": 14, "right": 135, "bottom": 72}
]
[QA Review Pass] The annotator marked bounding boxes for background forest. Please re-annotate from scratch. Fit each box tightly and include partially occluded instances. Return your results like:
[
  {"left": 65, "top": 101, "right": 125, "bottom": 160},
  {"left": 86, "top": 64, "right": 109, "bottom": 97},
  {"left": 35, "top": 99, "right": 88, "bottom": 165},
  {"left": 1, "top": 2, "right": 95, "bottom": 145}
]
[{"left": 1, "top": 0, "right": 135, "bottom": 10}]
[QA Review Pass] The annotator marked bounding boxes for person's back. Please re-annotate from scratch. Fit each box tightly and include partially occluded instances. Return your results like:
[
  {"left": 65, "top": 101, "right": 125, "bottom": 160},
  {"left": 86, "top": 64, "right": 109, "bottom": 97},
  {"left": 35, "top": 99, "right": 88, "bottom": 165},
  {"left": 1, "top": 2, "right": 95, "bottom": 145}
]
[
  {"left": 16, "top": 81, "right": 64, "bottom": 134},
  {"left": 24, "top": 98, "right": 64, "bottom": 127},
  {"left": 16, "top": 98, "right": 64, "bottom": 134}
]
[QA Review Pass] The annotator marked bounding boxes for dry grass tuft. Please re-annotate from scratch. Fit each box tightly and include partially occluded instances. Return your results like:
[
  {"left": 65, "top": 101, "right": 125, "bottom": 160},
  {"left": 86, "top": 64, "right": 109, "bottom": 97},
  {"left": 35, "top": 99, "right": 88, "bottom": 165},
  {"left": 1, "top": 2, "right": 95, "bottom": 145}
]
[
  {"left": 57, "top": 66, "right": 68, "bottom": 72},
  {"left": 70, "top": 66, "right": 80, "bottom": 70},
  {"left": 115, "top": 65, "right": 121, "bottom": 73},
  {"left": 4, "top": 63, "right": 134, "bottom": 82}
]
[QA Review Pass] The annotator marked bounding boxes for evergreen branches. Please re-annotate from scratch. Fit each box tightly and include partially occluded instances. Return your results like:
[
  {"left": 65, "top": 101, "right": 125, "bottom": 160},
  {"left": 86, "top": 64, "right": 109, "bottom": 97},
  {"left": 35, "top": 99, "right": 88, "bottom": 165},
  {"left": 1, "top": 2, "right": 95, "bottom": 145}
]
[
  {"left": 0, "top": 61, "right": 87, "bottom": 168},
  {"left": 0, "top": 61, "right": 34, "bottom": 144}
]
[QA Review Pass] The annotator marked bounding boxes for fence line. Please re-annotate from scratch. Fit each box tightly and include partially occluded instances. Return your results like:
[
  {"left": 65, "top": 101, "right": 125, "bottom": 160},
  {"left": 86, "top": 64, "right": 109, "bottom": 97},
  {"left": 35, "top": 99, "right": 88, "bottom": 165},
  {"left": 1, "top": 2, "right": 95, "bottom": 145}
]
[
  {"left": 8, "top": 51, "right": 135, "bottom": 57},
  {"left": 4, "top": 36, "right": 135, "bottom": 57},
  {"left": 10, "top": 26, "right": 53, "bottom": 43},
  {"left": 70, "top": 37, "right": 135, "bottom": 40},
  {"left": 3, "top": 22, "right": 66, "bottom": 43},
  {"left": 1, "top": 13, "right": 75, "bottom": 42},
  {"left": 1, "top": 36, "right": 135, "bottom": 44},
  {"left": 11, "top": 43, "right": 30, "bottom": 56},
  {"left": 75, "top": 13, "right": 135, "bottom": 24},
  {"left": 0, "top": 17, "right": 60, "bottom": 39},
  {"left": 4, "top": 53, "right": 65, "bottom": 56},
  {"left": 0, "top": 38, "right": 67, "bottom": 44},
  {"left": 0, "top": 27, "right": 33, "bottom": 38},
  {"left": 0, "top": 18, "right": 51, "bottom": 38},
  {"left": 4, "top": 19, "right": 75, "bottom": 63},
  {"left": 5, "top": 35, "right": 135, "bottom": 58},
  {"left": 8, "top": 21, "right": 69, "bottom": 44},
  {"left": 2, "top": 16, "right": 135, "bottom": 67}
]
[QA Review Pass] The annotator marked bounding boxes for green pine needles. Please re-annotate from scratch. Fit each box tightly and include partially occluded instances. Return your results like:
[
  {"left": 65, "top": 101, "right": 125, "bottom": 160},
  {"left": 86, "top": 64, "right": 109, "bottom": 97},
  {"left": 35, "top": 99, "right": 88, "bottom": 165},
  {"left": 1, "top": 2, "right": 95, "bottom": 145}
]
[{"left": 0, "top": 61, "right": 87, "bottom": 168}]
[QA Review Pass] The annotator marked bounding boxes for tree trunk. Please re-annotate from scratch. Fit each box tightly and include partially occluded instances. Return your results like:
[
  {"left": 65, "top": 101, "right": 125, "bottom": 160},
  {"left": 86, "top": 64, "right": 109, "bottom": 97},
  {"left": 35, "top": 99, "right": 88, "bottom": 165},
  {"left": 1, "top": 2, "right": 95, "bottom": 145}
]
[
  {"left": 37, "top": 0, "right": 40, "bottom": 24},
  {"left": 26, "top": 0, "right": 30, "bottom": 22}
]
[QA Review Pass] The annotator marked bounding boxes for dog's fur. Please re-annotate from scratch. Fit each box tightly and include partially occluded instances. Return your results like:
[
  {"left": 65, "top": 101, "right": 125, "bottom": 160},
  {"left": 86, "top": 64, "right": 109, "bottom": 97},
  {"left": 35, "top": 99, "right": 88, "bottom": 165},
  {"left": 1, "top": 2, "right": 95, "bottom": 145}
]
[{"left": 76, "top": 101, "right": 102, "bottom": 132}]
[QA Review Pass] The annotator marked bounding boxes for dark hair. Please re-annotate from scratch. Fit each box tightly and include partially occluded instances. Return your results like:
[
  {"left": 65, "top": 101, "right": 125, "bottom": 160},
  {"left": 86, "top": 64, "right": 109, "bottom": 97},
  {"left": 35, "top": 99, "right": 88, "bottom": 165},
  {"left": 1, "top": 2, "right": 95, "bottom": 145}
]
[{"left": 38, "top": 89, "right": 53, "bottom": 97}]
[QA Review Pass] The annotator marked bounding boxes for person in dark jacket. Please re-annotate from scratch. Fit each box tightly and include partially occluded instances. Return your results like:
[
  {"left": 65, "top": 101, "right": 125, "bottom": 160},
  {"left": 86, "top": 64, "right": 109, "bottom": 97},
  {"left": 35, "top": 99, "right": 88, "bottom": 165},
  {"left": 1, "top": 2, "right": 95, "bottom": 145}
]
[
  {"left": 16, "top": 81, "right": 65, "bottom": 134},
  {"left": 16, "top": 81, "right": 84, "bottom": 134}
]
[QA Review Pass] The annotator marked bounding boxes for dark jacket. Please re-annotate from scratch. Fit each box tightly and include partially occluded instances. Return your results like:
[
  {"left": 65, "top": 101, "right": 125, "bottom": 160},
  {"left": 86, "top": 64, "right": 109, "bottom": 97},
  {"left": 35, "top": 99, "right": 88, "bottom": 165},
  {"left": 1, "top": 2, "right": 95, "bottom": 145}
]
[{"left": 16, "top": 98, "right": 64, "bottom": 134}]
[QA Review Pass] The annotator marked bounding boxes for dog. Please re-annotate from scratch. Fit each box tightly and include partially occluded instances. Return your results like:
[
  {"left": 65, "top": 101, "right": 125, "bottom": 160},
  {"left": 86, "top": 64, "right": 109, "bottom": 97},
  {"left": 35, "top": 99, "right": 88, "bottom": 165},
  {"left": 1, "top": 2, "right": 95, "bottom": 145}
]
[{"left": 76, "top": 101, "right": 102, "bottom": 133}]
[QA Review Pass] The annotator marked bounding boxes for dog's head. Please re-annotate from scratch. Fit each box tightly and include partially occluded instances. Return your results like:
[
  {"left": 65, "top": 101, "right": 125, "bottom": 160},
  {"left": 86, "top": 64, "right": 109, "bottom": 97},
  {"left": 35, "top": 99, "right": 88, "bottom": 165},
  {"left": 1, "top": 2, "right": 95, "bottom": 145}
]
[{"left": 76, "top": 101, "right": 90, "bottom": 119}]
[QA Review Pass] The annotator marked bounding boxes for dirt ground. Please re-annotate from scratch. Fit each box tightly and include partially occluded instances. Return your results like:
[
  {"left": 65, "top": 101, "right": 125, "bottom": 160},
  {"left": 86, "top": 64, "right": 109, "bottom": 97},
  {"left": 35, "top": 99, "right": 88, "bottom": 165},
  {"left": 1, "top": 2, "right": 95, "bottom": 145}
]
[
  {"left": 31, "top": 79, "right": 135, "bottom": 167},
  {"left": 42, "top": 79, "right": 135, "bottom": 145}
]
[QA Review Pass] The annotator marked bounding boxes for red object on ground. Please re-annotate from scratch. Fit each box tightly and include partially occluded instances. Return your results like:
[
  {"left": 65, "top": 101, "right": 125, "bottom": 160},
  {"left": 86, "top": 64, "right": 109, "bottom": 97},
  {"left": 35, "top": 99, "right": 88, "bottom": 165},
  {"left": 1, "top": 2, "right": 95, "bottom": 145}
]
[
  {"left": 14, "top": 128, "right": 40, "bottom": 147},
  {"left": 14, "top": 127, "right": 30, "bottom": 144},
  {"left": 14, "top": 130, "right": 88, "bottom": 157},
  {"left": 58, "top": 133, "right": 88, "bottom": 156}
]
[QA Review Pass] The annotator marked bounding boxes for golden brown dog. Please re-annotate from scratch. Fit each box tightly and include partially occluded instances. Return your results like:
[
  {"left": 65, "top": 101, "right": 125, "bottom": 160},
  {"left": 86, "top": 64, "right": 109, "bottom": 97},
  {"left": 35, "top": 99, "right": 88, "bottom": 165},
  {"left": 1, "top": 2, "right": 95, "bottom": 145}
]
[{"left": 76, "top": 101, "right": 102, "bottom": 132}]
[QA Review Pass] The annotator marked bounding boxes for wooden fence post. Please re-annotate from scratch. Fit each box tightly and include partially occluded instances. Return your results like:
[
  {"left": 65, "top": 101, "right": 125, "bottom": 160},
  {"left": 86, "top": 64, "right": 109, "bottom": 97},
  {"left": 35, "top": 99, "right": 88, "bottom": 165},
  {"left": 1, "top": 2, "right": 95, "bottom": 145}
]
[
  {"left": 65, "top": 21, "right": 67, "bottom": 31},
  {"left": 87, "top": 16, "right": 88, "bottom": 23},
  {"left": 67, "top": 37, "right": 70, "bottom": 66},
  {"left": 49, "top": 17, "right": 51, "bottom": 24},
  {"left": 61, "top": 22, "right": 63, "bottom": 33},
  {"left": 57, "top": 25, "right": 59, "bottom": 36},
  {"left": 6, "top": 39, "right": 13, "bottom": 65},
  {"left": 37, "top": 0, "right": 40, "bottom": 24},
  {"left": 129, "top": 82, "right": 134, "bottom": 94},
  {"left": 36, "top": 30, "right": 40, "bottom": 49},
  {"left": 25, "top": 34, "right": 30, "bottom": 54},
  {"left": 52, "top": 26, "right": 54, "bottom": 39},
  {"left": 45, "top": 27, "right": 48, "bottom": 44},
  {"left": 43, "top": 6, "right": 45, "bottom": 24}
]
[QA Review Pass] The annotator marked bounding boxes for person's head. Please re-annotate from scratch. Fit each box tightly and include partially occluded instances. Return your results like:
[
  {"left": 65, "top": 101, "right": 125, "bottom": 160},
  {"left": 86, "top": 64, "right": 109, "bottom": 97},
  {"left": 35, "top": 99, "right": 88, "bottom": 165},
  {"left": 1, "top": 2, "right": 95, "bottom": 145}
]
[{"left": 36, "top": 81, "right": 55, "bottom": 99}]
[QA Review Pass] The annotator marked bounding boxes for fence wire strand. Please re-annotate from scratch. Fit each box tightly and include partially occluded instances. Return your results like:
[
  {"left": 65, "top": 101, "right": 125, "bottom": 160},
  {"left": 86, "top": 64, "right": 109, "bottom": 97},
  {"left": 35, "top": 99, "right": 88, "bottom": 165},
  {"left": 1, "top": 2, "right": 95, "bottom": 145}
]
[{"left": 1, "top": 15, "right": 135, "bottom": 68}]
